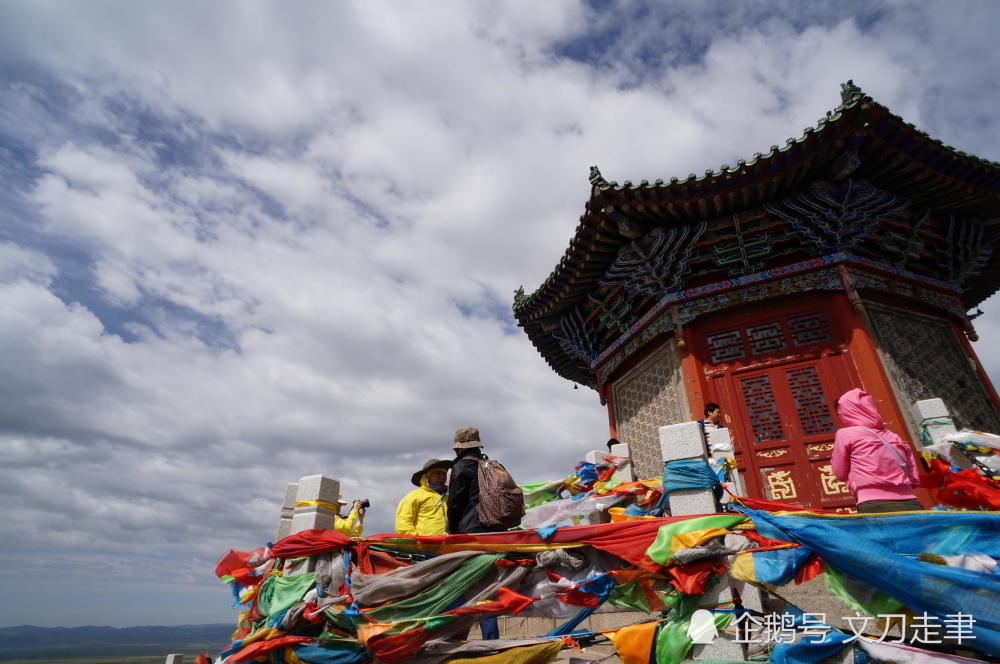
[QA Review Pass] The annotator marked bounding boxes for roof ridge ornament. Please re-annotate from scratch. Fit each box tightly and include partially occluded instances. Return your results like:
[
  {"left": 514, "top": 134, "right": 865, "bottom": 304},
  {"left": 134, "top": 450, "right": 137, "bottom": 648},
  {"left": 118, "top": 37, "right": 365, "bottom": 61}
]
[
  {"left": 589, "top": 165, "right": 610, "bottom": 188},
  {"left": 840, "top": 79, "right": 864, "bottom": 106},
  {"left": 513, "top": 285, "right": 528, "bottom": 313}
]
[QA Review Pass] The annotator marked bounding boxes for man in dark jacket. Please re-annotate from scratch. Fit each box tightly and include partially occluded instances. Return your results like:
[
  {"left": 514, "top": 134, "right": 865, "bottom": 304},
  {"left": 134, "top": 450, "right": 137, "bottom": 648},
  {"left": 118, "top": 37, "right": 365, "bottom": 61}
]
[
  {"left": 446, "top": 426, "right": 499, "bottom": 639},
  {"left": 447, "top": 426, "right": 489, "bottom": 534}
]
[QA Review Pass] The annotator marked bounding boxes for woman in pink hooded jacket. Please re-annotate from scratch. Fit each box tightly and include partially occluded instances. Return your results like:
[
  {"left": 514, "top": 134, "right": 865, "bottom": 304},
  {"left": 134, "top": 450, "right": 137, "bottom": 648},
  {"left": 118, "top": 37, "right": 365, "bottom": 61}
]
[{"left": 832, "top": 388, "right": 923, "bottom": 513}]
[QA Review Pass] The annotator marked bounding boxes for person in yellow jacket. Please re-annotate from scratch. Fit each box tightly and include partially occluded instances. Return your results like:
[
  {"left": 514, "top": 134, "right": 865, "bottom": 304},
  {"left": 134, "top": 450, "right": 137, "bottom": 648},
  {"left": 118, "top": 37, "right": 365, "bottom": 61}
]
[
  {"left": 333, "top": 497, "right": 365, "bottom": 537},
  {"left": 395, "top": 459, "right": 451, "bottom": 535}
]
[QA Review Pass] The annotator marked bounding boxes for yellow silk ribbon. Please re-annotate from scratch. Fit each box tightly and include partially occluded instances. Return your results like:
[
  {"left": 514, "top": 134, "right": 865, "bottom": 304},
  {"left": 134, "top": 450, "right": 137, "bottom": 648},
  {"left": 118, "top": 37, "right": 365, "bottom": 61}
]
[{"left": 295, "top": 499, "right": 340, "bottom": 511}]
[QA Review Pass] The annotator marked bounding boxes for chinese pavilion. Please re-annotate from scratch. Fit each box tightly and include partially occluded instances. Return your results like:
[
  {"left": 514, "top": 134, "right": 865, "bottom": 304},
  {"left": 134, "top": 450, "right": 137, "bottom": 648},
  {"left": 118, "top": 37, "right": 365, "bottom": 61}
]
[{"left": 514, "top": 81, "right": 1000, "bottom": 510}]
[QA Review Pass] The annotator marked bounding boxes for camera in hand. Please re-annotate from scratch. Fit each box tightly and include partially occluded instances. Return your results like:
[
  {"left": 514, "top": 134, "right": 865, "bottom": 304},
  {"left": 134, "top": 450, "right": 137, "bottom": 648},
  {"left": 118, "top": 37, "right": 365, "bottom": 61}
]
[{"left": 358, "top": 498, "right": 370, "bottom": 509}]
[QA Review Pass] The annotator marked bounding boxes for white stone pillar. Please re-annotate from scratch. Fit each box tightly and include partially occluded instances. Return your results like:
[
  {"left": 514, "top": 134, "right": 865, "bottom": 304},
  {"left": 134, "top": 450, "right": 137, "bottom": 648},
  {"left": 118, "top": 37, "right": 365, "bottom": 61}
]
[
  {"left": 911, "top": 398, "right": 958, "bottom": 445},
  {"left": 609, "top": 442, "right": 633, "bottom": 482},
  {"left": 723, "top": 532, "right": 766, "bottom": 649},
  {"left": 582, "top": 450, "right": 614, "bottom": 523},
  {"left": 285, "top": 475, "right": 339, "bottom": 576},
  {"left": 911, "top": 398, "right": 971, "bottom": 469},
  {"left": 290, "top": 474, "right": 339, "bottom": 534},
  {"left": 659, "top": 421, "right": 708, "bottom": 462},
  {"left": 164, "top": 655, "right": 184, "bottom": 664},
  {"left": 659, "top": 422, "right": 758, "bottom": 660},
  {"left": 687, "top": 575, "right": 746, "bottom": 661},
  {"left": 659, "top": 422, "right": 716, "bottom": 515},
  {"left": 276, "top": 482, "right": 298, "bottom": 541},
  {"left": 710, "top": 430, "right": 764, "bottom": 651}
]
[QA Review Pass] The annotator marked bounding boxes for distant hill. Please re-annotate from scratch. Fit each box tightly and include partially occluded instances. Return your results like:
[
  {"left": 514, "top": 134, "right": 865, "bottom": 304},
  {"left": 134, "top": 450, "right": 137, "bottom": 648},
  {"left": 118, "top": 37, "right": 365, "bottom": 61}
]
[{"left": 0, "top": 624, "right": 232, "bottom": 662}]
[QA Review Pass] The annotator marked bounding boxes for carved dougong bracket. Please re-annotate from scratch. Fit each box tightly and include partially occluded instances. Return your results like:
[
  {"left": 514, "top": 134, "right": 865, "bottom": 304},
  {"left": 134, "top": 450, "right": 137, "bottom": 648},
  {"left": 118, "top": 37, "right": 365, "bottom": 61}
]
[
  {"left": 713, "top": 213, "right": 773, "bottom": 276},
  {"left": 553, "top": 306, "right": 598, "bottom": 365},
  {"left": 881, "top": 208, "right": 930, "bottom": 269},
  {"left": 600, "top": 222, "right": 707, "bottom": 298},
  {"left": 827, "top": 139, "right": 862, "bottom": 180},
  {"left": 600, "top": 295, "right": 635, "bottom": 332},
  {"left": 938, "top": 215, "right": 996, "bottom": 287},
  {"left": 552, "top": 307, "right": 599, "bottom": 390},
  {"left": 766, "top": 179, "right": 908, "bottom": 255}
]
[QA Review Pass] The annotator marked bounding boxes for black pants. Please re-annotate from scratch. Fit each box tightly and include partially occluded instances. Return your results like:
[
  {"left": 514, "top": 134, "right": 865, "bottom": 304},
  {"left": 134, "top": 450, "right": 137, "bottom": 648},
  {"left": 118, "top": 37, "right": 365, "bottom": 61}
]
[{"left": 856, "top": 498, "right": 924, "bottom": 514}]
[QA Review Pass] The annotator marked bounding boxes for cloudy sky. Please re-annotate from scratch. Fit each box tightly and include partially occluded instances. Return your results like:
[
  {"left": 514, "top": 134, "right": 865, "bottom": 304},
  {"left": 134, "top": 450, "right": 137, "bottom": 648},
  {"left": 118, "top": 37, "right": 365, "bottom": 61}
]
[{"left": 2, "top": 1, "right": 999, "bottom": 628}]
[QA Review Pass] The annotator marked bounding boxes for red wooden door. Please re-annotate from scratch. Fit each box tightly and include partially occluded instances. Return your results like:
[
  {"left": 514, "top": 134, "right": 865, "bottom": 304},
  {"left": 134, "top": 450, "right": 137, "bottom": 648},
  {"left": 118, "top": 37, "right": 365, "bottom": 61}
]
[
  {"left": 696, "top": 303, "right": 859, "bottom": 510},
  {"left": 728, "top": 359, "right": 851, "bottom": 508}
]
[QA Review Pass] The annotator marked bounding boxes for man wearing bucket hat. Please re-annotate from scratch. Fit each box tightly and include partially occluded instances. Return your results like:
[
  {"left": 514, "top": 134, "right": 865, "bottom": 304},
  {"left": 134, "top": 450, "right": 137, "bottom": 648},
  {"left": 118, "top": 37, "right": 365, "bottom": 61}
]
[
  {"left": 447, "top": 426, "right": 489, "bottom": 535},
  {"left": 394, "top": 458, "right": 452, "bottom": 536},
  {"left": 447, "top": 427, "right": 500, "bottom": 640}
]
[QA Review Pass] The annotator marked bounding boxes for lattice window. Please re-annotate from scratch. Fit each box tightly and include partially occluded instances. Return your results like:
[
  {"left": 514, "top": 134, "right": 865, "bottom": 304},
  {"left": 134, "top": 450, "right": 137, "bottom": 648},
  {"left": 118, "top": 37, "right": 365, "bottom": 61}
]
[
  {"left": 866, "top": 304, "right": 1000, "bottom": 434},
  {"left": 788, "top": 312, "right": 832, "bottom": 346},
  {"left": 707, "top": 330, "right": 745, "bottom": 364},
  {"left": 747, "top": 322, "right": 787, "bottom": 355},
  {"left": 613, "top": 344, "right": 688, "bottom": 479},
  {"left": 786, "top": 366, "right": 835, "bottom": 435},
  {"left": 740, "top": 374, "right": 784, "bottom": 442}
]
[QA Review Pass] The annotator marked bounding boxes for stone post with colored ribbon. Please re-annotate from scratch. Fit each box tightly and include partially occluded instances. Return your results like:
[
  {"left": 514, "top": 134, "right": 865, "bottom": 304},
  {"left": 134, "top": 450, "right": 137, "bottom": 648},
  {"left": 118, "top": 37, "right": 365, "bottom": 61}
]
[
  {"left": 290, "top": 474, "right": 340, "bottom": 534},
  {"left": 658, "top": 421, "right": 716, "bottom": 515},
  {"left": 910, "top": 398, "right": 976, "bottom": 470},
  {"left": 658, "top": 421, "right": 751, "bottom": 661},
  {"left": 276, "top": 482, "right": 299, "bottom": 541}
]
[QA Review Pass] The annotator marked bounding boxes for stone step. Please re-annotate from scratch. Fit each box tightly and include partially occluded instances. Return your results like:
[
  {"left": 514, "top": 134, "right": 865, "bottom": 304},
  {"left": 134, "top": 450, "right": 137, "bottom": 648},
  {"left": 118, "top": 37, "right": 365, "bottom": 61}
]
[{"left": 497, "top": 610, "right": 651, "bottom": 640}]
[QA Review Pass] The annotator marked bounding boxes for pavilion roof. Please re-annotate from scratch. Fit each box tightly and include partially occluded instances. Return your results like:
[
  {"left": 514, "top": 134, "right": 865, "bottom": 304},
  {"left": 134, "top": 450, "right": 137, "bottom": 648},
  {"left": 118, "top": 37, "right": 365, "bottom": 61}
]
[{"left": 514, "top": 81, "right": 1000, "bottom": 387}]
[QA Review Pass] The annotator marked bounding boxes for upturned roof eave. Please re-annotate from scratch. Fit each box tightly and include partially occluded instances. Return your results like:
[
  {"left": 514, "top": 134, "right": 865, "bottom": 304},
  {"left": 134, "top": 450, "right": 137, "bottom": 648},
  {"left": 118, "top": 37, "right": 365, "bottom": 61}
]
[{"left": 513, "top": 85, "right": 1000, "bottom": 324}]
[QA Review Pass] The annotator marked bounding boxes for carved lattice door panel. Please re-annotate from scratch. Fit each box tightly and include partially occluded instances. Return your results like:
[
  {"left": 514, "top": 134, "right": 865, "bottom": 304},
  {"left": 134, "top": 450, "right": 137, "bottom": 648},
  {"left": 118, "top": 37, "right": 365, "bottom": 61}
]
[
  {"left": 724, "top": 360, "right": 852, "bottom": 508},
  {"left": 697, "top": 303, "right": 859, "bottom": 510}
]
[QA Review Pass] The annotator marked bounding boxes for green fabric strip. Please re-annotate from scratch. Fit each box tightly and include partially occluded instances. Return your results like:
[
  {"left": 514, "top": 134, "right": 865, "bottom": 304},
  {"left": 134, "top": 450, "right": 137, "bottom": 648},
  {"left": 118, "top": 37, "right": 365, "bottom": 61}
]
[
  {"left": 599, "top": 477, "right": 623, "bottom": 491},
  {"left": 654, "top": 595, "right": 733, "bottom": 664},
  {"left": 823, "top": 564, "right": 902, "bottom": 615},
  {"left": 608, "top": 579, "right": 651, "bottom": 613},
  {"left": 361, "top": 615, "right": 456, "bottom": 636},
  {"left": 645, "top": 514, "right": 745, "bottom": 565},
  {"left": 322, "top": 608, "right": 357, "bottom": 633},
  {"left": 258, "top": 572, "right": 317, "bottom": 617},
  {"left": 521, "top": 480, "right": 565, "bottom": 509},
  {"left": 367, "top": 553, "right": 504, "bottom": 623}
]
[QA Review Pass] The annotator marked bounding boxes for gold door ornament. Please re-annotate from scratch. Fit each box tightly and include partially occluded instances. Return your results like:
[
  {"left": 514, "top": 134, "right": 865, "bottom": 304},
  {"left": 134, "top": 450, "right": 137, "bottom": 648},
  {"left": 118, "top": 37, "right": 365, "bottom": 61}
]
[
  {"left": 818, "top": 464, "right": 849, "bottom": 495},
  {"left": 758, "top": 449, "right": 788, "bottom": 458},
  {"left": 766, "top": 470, "right": 798, "bottom": 500}
]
